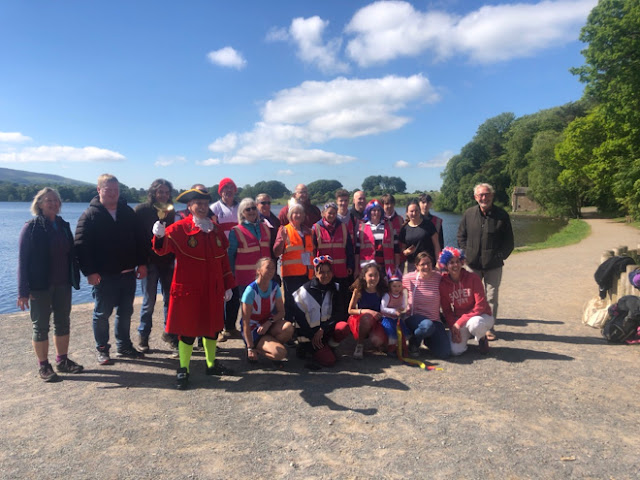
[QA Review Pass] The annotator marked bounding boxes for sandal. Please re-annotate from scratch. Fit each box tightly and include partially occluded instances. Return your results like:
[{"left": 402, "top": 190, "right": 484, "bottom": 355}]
[{"left": 486, "top": 329, "right": 497, "bottom": 341}]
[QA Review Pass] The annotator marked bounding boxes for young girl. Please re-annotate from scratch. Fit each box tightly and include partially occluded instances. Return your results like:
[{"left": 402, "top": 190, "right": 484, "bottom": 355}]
[
  {"left": 380, "top": 269, "right": 408, "bottom": 355},
  {"left": 240, "top": 258, "right": 294, "bottom": 366},
  {"left": 347, "top": 263, "right": 388, "bottom": 359}
]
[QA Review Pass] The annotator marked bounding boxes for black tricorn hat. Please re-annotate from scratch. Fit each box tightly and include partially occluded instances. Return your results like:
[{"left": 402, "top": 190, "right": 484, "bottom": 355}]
[{"left": 175, "top": 188, "right": 212, "bottom": 204}]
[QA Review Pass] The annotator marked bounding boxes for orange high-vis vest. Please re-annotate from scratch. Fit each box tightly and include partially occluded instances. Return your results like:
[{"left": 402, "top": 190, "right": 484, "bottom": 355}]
[
  {"left": 281, "top": 223, "right": 313, "bottom": 279},
  {"left": 314, "top": 221, "right": 349, "bottom": 278},
  {"left": 232, "top": 222, "right": 272, "bottom": 286}
]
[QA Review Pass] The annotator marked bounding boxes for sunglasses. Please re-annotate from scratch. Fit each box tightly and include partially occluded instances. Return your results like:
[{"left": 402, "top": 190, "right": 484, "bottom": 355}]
[
  {"left": 244, "top": 206, "right": 257, "bottom": 212},
  {"left": 259, "top": 201, "right": 271, "bottom": 205}
]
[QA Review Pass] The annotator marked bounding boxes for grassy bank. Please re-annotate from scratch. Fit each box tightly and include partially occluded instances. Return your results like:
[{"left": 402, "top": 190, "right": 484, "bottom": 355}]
[{"left": 514, "top": 218, "right": 591, "bottom": 253}]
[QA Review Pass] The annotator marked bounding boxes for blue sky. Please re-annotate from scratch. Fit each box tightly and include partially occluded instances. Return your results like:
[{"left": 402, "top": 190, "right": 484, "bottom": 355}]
[{"left": 0, "top": 0, "right": 596, "bottom": 193}]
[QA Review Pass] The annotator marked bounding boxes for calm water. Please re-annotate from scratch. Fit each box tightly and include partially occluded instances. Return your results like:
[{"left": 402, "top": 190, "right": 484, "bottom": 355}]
[{"left": 0, "top": 202, "right": 563, "bottom": 313}]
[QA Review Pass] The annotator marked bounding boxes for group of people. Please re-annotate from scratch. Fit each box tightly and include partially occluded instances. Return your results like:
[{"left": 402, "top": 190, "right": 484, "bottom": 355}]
[{"left": 17, "top": 174, "right": 514, "bottom": 390}]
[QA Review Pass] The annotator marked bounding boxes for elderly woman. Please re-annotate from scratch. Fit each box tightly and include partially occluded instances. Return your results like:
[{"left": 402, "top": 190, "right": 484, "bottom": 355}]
[
  {"left": 439, "top": 247, "right": 493, "bottom": 355},
  {"left": 17, "top": 187, "right": 83, "bottom": 382},
  {"left": 399, "top": 199, "right": 440, "bottom": 270},
  {"left": 292, "top": 256, "right": 351, "bottom": 368},
  {"left": 228, "top": 197, "right": 271, "bottom": 306},
  {"left": 152, "top": 188, "right": 235, "bottom": 390},
  {"left": 241, "top": 258, "right": 293, "bottom": 365},
  {"left": 402, "top": 252, "right": 449, "bottom": 359},
  {"left": 355, "top": 199, "right": 399, "bottom": 275},
  {"left": 312, "top": 202, "right": 354, "bottom": 315},
  {"left": 273, "top": 203, "right": 314, "bottom": 324},
  {"left": 134, "top": 178, "right": 176, "bottom": 353}
]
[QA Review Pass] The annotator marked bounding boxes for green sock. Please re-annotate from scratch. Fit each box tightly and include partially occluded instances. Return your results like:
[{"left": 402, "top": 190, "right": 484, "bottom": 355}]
[
  {"left": 178, "top": 340, "right": 194, "bottom": 373},
  {"left": 203, "top": 338, "right": 217, "bottom": 368}
]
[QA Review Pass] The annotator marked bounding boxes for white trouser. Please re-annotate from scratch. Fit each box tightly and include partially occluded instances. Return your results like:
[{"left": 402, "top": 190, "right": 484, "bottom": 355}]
[{"left": 450, "top": 314, "right": 495, "bottom": 356}]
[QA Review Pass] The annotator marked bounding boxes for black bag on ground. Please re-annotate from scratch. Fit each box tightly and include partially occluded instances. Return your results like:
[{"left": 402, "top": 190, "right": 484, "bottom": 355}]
[{"left": 602, "top": 295, "right": 640, "bottom": 343}]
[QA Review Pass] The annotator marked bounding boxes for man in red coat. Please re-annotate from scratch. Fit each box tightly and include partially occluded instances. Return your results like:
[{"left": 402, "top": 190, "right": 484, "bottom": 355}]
[{"left": 153, "top": 188, "right": 236, "bottom": 390}]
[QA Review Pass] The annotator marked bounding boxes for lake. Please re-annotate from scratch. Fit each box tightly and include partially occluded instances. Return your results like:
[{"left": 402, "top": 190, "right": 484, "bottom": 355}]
[{"left": 0, "top": 202, "right": 564, "bottom": 313}]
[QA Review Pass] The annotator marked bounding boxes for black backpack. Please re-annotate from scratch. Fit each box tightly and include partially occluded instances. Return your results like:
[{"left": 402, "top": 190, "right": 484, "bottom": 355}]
[{"left": 602, "top": 295, "right": 640, "bottom": 343}]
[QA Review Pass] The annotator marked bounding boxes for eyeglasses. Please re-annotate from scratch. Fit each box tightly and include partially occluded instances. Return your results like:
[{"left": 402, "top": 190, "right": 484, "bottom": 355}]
[
  {"left": 259, "top": 201, "right": 271, "bottom": 205},
  {"left": 244, "top": 206, "right": 257, "bottom": 212}
]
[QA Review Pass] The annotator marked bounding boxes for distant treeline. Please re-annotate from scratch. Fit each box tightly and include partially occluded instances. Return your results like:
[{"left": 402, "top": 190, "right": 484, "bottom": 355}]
[
  {"left": 0, "top": 176, "right": 434, "bottom": 206},
  {"left": 437, "top": 0, "right": 640, "bottom": 219}
]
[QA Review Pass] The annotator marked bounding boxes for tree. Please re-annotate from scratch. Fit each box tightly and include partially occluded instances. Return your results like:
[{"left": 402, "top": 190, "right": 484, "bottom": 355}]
[
  {"left": 361, "top": 175, "right": 406, "bottom": 194},
  {"left": 571, "top": 0, "right": 640, "bottom": 215}
]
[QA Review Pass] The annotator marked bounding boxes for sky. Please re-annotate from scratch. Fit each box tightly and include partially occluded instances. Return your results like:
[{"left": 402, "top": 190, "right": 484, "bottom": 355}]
[{"left": 0, "top": 0, "right": 597, "bottom": 193}]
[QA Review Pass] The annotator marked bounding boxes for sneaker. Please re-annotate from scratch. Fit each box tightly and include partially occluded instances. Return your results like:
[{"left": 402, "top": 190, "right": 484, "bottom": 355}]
[
  {"left": 176, "top": 367, "right": 189, "bottom": 390},
  {"left": 216, "top": 331, "right": 229, "bottom": 343},
  {"left": 353, "top": 344, "right": 364, "bottom": 360},
  {"left": 408, "top": 337, "right": 420, "bottom": 358},
  {"left": 136, "top": 334, "right": 150, "bottom": 353},
  {"left": 116, "top": 347, "right": 145, "bottom": 359},
  {"left": 478, "top": 336, "right": 490, "bottom": 354},
  {"left": 39, "top": 363, "right": 60, "bottom": 382},
  {"left": 56, "top": 358, "right": 84, "bottom": 374},
  {"left": 96, "top": 348, "right": 112, "bottom": 365},
  {"left": 205, "top": 360, "right": 234, "bottom": 376}
]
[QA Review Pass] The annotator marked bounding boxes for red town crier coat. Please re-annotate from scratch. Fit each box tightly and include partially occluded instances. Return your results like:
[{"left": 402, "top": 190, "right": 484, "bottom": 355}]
[{"left": 153, "top": 216, "right": 236, "bottom": 338}]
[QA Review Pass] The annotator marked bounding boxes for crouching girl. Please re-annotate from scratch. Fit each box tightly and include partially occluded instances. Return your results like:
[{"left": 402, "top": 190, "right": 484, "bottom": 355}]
[
  {"left": 241, "top": 258, "right": 294, "bottom": 366},
  {"left": 438, "top": 247, "right": 494, "bottom": 355},
  {"left": 347, "top": 262, "right": 388, "bottom": 359},
  {"left": 292, "top": 255, "right": 350, "bottom": 368}
]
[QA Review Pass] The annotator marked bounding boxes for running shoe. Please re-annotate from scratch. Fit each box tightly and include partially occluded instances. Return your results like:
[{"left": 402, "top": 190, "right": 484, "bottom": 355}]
[
  {"left": 56, "top": 358, "right": 84, "bottom": 374},
  {"left": 39, "top": 363, "right": 60, "bottom": 382}
]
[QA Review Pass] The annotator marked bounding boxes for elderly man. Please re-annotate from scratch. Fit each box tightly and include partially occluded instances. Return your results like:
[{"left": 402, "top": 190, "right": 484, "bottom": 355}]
[
  {"left": 457, "top": 183, "right": 514, "bottom": 340},
  {"left": 75, "top": 174, "right": 147, "bottom": 365},
  {"left": 278, "top": 183, "right": 321, "bottom": 228},
  {"left": 152, "top": 187, "right": 235, "bottom": 390},
  {"left": 350, "top": 190, "right": 367, "bottom": 221}
]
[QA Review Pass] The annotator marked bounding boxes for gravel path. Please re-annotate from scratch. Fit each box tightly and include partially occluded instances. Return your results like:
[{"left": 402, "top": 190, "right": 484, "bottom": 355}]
[{"left": 1, "top": 219, "right": 639, "bottom": 480}]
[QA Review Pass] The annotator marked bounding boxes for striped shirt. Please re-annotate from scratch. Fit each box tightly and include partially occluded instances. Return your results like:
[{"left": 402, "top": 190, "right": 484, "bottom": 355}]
[{"left": 402, "top": 271, "right": 441, "bottom": 321}]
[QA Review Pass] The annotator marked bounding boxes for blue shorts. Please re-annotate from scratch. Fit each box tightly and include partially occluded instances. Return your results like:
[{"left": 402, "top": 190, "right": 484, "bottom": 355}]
[{"left": 381, "top": 317, "right": 409, "bottom": 344}]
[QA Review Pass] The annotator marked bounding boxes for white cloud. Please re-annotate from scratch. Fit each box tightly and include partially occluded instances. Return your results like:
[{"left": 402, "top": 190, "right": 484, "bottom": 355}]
[
  {"left": 0, "top": 131, "right": 32, "bottom": 143},
  {"left": 289, "top": 16, "right": 348, "bottom": 74},
  {"left": 278, "top": 169, "right": 294, "bottom": 176},
  {"left": 0, "top": 145, "right": 125, "bottom": 163},
  {"left": 208, "top": 133, "right": 238, "bottom": 153},
  {"left": 196, "top": 158, "right": 221, "bottom": 166},
  {"left": 154, "top": 155, "right": 187, "bottom": 167},
  {"left": 265, "top": 26, "right": 289, "bottom": 42},
  {"left": 345, "top": 0, "right": 597, "bottom": 66},
  {"left": 418, "top": 150, "right": 455, "bottom": 168},
  {"left": 394, "top": 160, "right": 410, "bottom": 168},
  {"left": 207, "top": 46, "right": 247, "bottom": 69},
  {"left": 207, "top": 74, "right": 439, "bottom": 166}
]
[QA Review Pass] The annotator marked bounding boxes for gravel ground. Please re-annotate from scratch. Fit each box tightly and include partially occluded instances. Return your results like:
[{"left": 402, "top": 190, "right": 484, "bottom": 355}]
[{"left": 1, "top": 219, "right": 639, "bottom": 480}]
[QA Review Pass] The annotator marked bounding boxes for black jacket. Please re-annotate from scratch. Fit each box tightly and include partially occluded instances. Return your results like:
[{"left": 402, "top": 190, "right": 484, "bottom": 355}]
[
  {"left": 74, "top": 196, "right": 147, "bottom": 276},
  {"left": 594, "top": 256, "right": 635, "bottom": 299},
  {"left": 134, "top": 201, "right": 176, "bottom": 265},
  {"left": 18, "top": 215, "right": 80, "bottom": 295},
  {"left": 457, "top": 204, "right": 514, "bottom": 270},
  {"left": 292, "top": 278, "right": 345, "bottom": 338}
]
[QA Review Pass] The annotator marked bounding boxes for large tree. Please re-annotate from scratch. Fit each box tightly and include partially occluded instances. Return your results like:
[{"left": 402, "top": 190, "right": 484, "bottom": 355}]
[{"left": 571, "top": 0, "right": 640, "bottom": 215}]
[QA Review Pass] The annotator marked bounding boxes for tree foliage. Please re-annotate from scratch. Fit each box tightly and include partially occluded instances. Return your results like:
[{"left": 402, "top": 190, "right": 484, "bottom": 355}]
[
  {"left": 361, "top": 175, "right": 406, "bottom": 195},
  {"left": 238, "top": 180, "right": 289, "bottom": 201}
]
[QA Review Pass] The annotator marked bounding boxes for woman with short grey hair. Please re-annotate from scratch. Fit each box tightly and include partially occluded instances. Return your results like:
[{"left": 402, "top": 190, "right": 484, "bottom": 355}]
[{"left": 17, "top": 187, "right": 83, "bottom": 382}]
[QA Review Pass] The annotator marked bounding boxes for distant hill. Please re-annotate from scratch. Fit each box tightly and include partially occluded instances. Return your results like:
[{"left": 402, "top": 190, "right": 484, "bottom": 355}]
[{"left": 0, "top": 167, "right": 92, "bottom": 186}]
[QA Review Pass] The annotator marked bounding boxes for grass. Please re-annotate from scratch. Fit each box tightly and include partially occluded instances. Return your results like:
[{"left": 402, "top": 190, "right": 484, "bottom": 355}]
[
  {"left": 612, "top": 217, "right": 640, "bottom": 230},
  {"left": 514, "top": 218, "right": 591, "bottom": 253}
]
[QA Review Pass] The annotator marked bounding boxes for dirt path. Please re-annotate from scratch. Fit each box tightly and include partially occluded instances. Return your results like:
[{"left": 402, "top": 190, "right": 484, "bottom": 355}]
[{"left": 1, "top": 219, "right": 639, "bottom": 480}]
